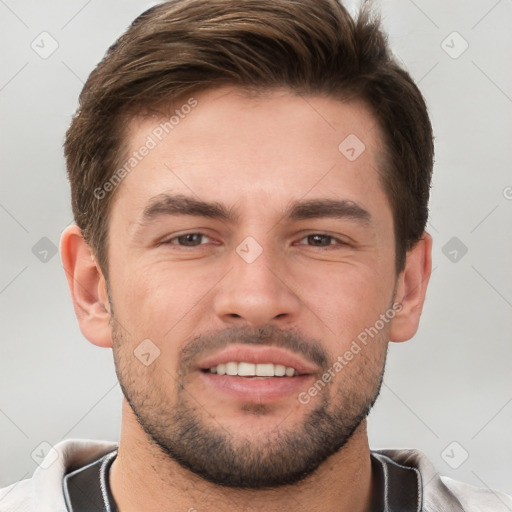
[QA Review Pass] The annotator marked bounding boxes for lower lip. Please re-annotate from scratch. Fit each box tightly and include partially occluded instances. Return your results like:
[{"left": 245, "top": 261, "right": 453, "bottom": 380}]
[{"left": 200, "top": 371, "right": 314, "bottom": 403}]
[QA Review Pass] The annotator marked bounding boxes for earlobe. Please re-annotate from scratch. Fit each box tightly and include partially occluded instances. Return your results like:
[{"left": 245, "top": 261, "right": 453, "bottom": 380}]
[
  {"left": 389, "top": 232, "right": 433, "bottom": 343},
  {"left": 60, "top": 224, "right": 113, "bottom": 348}
]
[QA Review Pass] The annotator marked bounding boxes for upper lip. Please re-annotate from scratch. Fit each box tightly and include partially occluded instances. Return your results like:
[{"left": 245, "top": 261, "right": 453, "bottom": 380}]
[{"left": 197, "top": 345, "right": 318, "bottom": 375}]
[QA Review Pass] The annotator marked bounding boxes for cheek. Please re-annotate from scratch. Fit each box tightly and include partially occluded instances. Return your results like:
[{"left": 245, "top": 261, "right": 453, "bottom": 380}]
[
  {"left": 292, "top": 260, "right": 395, "bottom": 342},
  {"left": 115, "top": 344, "right": 181, "bottom": 410},
  {"left": 108, "top": 260, "right": 224, "bottom": 369},
  {"left": 110, "top": 260, "right": 208, "bottom": 322}
]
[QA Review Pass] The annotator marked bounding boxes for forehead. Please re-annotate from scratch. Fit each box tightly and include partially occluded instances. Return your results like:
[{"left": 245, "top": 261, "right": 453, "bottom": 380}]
[{"left": 111, "top": 86, "right": 389, "bottom": 224}]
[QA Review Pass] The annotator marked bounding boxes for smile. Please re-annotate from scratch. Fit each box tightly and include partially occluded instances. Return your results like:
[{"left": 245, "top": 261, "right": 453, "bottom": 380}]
[{"left": 205, "top": 362, "right": 299, "bottom": 377}]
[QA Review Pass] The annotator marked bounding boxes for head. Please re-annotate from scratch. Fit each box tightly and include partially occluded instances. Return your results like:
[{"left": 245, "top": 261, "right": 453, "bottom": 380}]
[{"left": 61, "top": 0, "right": 433, "bottom": 489}]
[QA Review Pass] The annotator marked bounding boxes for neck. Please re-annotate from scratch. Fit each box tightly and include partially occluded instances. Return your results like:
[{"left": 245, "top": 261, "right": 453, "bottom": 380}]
[{"left": 110, "top": 400, "right": 373, "bottom": 512}]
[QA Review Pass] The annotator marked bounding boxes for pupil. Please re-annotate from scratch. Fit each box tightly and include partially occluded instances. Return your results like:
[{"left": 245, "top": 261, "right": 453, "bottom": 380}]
[
  {"left": 181, "top": 234, "right": 201, "bottom": 245},
  {"left": 310, "top": 235, "right": 329, "bottom": 246}
]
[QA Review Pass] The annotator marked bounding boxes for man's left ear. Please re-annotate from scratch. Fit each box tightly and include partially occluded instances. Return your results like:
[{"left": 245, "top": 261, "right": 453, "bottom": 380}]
[{"left": 389, "top": 232, "right": 432, "bottom": 343}]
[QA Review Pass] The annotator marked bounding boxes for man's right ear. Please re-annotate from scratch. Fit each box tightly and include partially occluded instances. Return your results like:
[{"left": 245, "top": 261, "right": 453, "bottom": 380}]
[{"left": 60, "top": 224, "right": 113, "bottom": 348}]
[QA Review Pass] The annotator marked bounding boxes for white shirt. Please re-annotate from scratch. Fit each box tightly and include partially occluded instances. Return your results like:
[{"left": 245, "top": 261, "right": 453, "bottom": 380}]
[{"left": 0, "top": 439, "right": 510, "bottom": 511}]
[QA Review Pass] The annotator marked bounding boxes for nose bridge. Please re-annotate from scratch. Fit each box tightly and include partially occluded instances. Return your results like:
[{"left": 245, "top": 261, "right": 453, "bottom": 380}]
[
  {"left": 213, "top": 235, "right": 301, "bottom": 326},
  {"left": 234, "top": 237, "right": 282, "bottom": 291}
]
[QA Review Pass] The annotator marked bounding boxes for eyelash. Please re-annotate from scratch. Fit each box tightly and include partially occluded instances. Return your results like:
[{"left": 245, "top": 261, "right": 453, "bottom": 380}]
[{"left": 162, "top": 232, "right": 348, "bottom": 248}]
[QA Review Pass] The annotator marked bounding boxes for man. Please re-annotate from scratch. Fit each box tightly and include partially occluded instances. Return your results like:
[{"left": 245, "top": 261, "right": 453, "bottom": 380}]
[{"left": 1, "top": 0, "right": 510, "bottom": 511}]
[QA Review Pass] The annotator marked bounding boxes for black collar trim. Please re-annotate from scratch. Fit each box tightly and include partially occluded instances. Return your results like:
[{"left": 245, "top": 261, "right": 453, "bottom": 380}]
[{"left": 63, "top": 450, "right": 421, "bottom": 512}]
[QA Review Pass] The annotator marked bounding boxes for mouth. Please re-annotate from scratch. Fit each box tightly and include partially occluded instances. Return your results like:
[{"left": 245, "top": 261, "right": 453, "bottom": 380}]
[
  {"left": 196, "top": 345, "right": 317, "bottom": 403},
  {"left": 203, "top": 362, "right": 300, "bottom": 377}
]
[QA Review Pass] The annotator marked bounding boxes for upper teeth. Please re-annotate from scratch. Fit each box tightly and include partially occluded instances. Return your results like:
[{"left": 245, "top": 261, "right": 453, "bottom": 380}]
[{"left": 209, "top": 362, "right": 298, "bottom": 377}]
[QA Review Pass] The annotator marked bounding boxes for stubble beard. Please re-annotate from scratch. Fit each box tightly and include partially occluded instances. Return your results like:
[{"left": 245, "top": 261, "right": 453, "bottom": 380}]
[{"left": 112, "top": 323, "right": 388, "bottom": 489}]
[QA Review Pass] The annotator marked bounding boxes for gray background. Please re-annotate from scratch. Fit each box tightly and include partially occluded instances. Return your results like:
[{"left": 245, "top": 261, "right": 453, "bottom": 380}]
[{"left": 1, "top": 0, "right": 511, "bottom": 498}]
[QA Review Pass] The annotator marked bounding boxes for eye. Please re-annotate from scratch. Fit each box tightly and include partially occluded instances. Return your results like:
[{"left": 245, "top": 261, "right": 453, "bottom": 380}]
[
  {"left": 164, "top": 233, "right": 212, "bottom": 247},
  {"left": 297, "top": 234, "right": 345, "bottom": 247}
]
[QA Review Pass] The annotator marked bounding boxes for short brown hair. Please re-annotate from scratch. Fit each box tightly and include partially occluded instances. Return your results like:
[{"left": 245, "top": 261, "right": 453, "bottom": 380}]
[{"left": 64, "top": 0, "right": 434, "bottom": 279}]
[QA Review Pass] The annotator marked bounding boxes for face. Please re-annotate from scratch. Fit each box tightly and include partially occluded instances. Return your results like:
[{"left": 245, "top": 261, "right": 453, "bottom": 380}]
[{"left": 106, "top": 87, "right": 398, "bottom": 488}]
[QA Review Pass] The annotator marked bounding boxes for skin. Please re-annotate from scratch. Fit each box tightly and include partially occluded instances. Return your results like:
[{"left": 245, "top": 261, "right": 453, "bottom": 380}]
[{"left": 61, "top": 86, "right": 432, "bottom": 512}]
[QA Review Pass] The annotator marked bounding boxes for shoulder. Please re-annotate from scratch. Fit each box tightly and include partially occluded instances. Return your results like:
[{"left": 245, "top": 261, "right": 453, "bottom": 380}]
[
  {"left": 0, "top": 439, "right": 118, "bottom": 512},
  {"left": 440, "top": 476, "right": 512, "bottom": 512},
  {"left": 373, "top": 448, "right": 512, "bottom": 512}
]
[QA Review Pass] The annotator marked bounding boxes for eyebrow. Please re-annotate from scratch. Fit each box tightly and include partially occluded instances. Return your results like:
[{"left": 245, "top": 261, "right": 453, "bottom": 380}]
[
  {"left": 135, "top": 193, "right": 372, "bottom": 231},
  {"left": 139, "top": 194, "right": 239, "bottom": 224},
  {"left": 287, "top": 198, "right": 371, "bottom": 223}
]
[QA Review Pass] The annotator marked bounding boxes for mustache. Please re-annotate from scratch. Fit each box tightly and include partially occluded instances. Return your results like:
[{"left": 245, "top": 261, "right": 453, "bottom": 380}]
[{"left": 179, "top": 324, "right": 329, "bottom": 372}]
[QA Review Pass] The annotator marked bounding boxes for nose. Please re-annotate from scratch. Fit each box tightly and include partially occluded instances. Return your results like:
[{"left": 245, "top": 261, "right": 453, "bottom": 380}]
[{"left": 213, "top": 242, "right": 302, "bottom": 328}]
